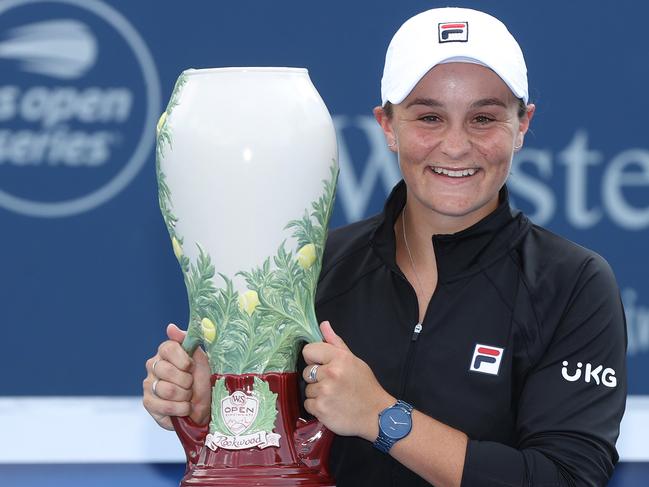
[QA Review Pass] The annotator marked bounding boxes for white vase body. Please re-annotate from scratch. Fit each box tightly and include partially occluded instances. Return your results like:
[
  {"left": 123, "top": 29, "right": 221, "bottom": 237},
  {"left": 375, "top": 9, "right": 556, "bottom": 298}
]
[{"left": 156, "top": 67, "right": 338, "bottom": 375}]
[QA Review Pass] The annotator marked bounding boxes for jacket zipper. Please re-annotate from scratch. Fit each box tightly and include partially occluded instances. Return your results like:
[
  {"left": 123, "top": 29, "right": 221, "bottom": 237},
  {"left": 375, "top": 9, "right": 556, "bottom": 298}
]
[
  {"left": 398, "top": 322, "right": 421, "bottom": 398},
  {"left": 411, "top": 322, "right": 422, "bottom": 341},
  {"left": 394, "top": 270, "right": 425, "bottom": 398}
]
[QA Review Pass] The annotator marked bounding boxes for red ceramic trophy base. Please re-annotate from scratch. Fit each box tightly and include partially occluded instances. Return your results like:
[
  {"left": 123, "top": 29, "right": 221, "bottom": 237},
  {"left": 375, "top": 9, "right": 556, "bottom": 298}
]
[{"left": 172, "top": 372, "right": 335, "bottom": 486}]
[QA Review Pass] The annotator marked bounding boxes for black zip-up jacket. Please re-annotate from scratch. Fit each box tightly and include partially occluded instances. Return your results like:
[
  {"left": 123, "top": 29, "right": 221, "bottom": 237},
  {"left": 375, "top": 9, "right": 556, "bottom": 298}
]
[{"left": 314, "top": 181, "right": 627, "bottom": 487}]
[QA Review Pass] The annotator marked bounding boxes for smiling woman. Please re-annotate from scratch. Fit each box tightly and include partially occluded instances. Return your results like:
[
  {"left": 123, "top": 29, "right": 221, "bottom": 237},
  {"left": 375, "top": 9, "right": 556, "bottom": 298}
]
[
  {"left": 375, "top": 62, "right": 534, "bottom": 237},
  {"left": 301, "top": 8, "right": 626, "bottom": 487},
  {"left": 143, "top": 7, "right": 627, "bottom": 487}
]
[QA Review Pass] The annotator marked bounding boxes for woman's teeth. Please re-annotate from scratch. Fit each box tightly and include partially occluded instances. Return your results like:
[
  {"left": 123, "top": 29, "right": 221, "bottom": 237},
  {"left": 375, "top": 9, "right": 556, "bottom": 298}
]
[{"left": 431, "top": 167, "right": 477, "bottom": 178}]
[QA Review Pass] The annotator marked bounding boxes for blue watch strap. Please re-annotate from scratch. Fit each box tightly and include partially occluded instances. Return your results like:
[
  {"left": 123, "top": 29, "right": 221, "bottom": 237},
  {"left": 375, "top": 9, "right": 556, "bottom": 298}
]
[
  {"left": 374, "top": 433, "right": 393, "bottom": 454},
  {"left": 395, "top": 399, "right": 413, "bottom": 413}
]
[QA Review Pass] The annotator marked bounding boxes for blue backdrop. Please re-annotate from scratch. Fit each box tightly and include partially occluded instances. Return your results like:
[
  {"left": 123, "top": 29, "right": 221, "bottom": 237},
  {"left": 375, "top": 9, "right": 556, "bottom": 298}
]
[{"left": 0, "top": 0, "right": 647, "bottom": 485}]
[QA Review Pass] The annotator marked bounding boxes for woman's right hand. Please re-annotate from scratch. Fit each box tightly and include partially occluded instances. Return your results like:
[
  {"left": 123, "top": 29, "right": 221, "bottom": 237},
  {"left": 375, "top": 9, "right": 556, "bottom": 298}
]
[{"left": 142, "top": 323, "right": 212, "bottom": 430}]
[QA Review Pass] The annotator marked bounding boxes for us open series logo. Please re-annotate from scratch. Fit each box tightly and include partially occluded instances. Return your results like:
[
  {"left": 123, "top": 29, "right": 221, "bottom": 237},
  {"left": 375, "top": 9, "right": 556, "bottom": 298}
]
[
  {"left": 0, "top": 0, "right": 161, "bottom": 218},
  {"left": 469, "top": 344, "right": 504, "bottom": 375}
]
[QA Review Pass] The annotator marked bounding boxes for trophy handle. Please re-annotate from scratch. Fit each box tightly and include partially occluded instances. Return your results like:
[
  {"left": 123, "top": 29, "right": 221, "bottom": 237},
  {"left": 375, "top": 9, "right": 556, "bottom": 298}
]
[
  {"left": 294, "top": 417, "right": 334, "bottom": 472},
  {"left": 172, "top": 415, "right": 208, "bottom": 466}
]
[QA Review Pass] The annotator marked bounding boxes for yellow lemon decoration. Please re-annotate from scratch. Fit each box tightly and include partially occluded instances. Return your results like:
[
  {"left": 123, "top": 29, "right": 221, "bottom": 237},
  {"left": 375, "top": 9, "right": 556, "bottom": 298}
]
[
  {"left": 238, "top": 290, "right": 260, "bottom": 316},
  {"left": 297, "top": 243, "right": 317, "bottom": 269},
  {"left": 171, "top": 236, "right": 183, "bottom": 260},
  {"left": 156, "top": 111, "right": 168, "bottom": 135},
  {"left": 201, "top": 317, "right": 216, "bottom": 344}
]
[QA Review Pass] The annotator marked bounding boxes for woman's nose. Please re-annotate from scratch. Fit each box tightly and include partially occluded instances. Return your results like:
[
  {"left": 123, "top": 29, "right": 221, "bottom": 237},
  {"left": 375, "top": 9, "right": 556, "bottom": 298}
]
[{"left": 439, "top": 124, "right": 471, "bottom": 160}]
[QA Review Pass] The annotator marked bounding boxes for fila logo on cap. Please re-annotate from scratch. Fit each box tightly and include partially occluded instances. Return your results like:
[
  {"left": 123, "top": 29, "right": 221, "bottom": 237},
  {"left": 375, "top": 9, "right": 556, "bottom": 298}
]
[
  {"left": 438, "top": 21, "right": 469, "bottom": 43},
  {"left": 469, "top": 344, "right": 504, "bottom": 375}
]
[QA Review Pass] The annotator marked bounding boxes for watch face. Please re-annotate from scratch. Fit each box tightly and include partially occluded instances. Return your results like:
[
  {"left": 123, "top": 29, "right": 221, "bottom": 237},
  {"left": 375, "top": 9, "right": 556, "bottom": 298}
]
[{"left": 379, "top": 407, "right": 412, "bottom": 440}]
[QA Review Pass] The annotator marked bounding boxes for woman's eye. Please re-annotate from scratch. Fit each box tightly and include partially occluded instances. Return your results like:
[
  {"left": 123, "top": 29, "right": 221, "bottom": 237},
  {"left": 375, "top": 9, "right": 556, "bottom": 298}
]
[{"left": 474, "top": 115, "right": 494, "bottom": 124}]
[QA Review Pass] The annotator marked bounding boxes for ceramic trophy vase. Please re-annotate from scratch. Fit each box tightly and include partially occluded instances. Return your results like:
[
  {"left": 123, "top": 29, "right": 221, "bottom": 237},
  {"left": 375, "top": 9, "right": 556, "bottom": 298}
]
[{"left": 155, "top": 67, "right": 338, "bottom": 486}]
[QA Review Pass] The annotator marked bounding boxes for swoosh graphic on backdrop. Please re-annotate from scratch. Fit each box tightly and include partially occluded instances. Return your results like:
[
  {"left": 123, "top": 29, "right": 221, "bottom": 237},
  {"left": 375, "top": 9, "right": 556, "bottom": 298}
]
[{"left": 0, "top": 19, "right": 97, "bottom": 79}]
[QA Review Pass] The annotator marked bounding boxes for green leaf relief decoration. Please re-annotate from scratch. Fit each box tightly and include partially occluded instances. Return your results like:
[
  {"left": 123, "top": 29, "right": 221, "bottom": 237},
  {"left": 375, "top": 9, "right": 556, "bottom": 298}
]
[
  {"left": 155, "top": 72, "right": 190, "bottom": 273},
  {"left": 249, "top": 377, "right": 279, "bottom": 434},
  {"left": 209, "top": 378, "right": 230, "bottom": 435}
]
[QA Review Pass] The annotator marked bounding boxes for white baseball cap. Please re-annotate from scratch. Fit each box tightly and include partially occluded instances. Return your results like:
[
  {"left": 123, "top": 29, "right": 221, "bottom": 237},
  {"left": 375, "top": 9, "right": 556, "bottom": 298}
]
[{"left": 381, "top": 7, "right": 528, "bottom": 106}]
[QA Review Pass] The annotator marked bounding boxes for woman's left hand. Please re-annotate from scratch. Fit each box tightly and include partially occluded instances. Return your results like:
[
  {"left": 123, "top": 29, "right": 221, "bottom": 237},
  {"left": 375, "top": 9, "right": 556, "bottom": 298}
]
[{"left": 302, "top": 321, "right": 395, "bottom": 441}]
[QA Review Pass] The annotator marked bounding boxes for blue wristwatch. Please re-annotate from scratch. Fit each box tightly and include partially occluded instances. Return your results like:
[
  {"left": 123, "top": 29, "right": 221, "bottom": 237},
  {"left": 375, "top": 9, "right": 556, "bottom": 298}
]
[{"left": 373, "top": 400, "right": 413, "bottom": 453}]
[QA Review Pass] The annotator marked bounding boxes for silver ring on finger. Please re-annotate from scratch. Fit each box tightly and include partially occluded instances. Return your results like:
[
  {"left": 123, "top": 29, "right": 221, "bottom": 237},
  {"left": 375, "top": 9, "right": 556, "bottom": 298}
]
[
  {"left": 308, "top": 364, "right": 320, "bottom": 383},
  {"left": 152, "top": 379, "right": 160, "bottom": 397},
  {"left": 152, "top": 358, "right": 160, "bottom": 376}
]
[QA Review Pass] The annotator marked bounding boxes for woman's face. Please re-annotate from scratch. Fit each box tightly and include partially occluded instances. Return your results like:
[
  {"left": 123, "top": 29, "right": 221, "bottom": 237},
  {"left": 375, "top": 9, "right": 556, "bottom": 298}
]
[{"left": 375, "top": 62, "right": 534, "bottom": 229}]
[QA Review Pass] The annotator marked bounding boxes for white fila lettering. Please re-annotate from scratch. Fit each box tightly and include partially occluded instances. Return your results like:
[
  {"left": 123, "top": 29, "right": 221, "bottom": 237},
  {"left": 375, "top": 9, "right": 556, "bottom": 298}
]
[
  {"left": 469, "top": 344, "right": 504, "bottom": 376},
  {"left": 561, "top": 361, "right": 617, "bottom": 388}
]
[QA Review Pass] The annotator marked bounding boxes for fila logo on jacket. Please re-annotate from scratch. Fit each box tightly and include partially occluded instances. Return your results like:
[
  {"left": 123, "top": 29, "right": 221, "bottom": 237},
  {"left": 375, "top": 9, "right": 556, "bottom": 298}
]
[{"left": 469, "top": 344, "right": 504, "bottom": 375}]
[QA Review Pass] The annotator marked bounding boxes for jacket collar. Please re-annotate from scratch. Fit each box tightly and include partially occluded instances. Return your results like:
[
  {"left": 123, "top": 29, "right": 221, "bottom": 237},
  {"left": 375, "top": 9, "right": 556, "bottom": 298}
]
[{"left": 369, "top": 180, "right": 530, "bottom": 283}]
